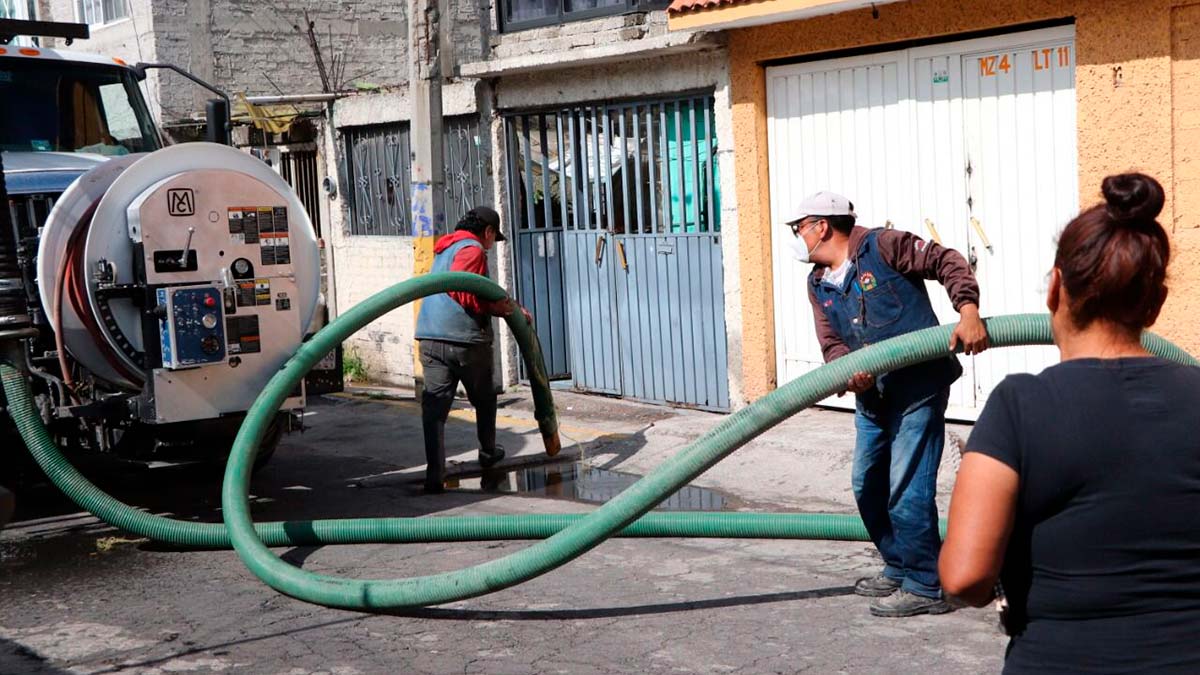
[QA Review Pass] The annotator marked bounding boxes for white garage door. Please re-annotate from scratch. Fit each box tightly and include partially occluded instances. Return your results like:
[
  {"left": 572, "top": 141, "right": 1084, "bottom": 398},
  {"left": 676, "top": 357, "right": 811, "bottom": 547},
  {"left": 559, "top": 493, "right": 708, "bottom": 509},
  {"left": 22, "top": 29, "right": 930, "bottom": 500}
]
[{"left": 767, "top": 25, "right": 1076, "bottom": 419}]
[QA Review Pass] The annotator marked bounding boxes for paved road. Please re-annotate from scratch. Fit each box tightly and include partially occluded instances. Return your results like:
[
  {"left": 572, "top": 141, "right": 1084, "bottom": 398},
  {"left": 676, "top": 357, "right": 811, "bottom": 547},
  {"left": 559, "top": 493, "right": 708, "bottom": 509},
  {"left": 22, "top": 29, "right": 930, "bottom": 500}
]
[{"left": 1, "top": 389, "right": 1005, "bottom": 674}]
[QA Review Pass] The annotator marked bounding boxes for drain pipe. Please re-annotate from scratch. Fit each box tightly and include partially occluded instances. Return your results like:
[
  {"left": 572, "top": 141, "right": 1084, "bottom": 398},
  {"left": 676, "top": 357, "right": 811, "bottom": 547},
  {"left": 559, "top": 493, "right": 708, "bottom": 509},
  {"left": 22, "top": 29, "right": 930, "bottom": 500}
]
[{"left": 0, "top": 150, "right": 36, "bottom": 530}]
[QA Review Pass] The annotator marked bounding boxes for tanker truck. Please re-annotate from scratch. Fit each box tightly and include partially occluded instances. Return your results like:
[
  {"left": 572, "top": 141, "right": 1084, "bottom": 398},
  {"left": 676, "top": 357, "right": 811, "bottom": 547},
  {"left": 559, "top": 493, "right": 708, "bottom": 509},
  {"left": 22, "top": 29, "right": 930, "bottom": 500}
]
[{"left": 1, "top": 19, "right": 329, "bottom": 489}]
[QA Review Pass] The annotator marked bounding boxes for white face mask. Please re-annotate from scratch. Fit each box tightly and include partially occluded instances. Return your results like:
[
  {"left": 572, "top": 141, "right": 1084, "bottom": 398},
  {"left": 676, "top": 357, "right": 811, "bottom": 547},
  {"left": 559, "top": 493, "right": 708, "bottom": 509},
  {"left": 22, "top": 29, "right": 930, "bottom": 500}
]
[
  {"left": 788, "top": 236, "right": 812, "bottom": 263},
  {"left": 788, "top": 228, "right": 822, "bottom": 263}
]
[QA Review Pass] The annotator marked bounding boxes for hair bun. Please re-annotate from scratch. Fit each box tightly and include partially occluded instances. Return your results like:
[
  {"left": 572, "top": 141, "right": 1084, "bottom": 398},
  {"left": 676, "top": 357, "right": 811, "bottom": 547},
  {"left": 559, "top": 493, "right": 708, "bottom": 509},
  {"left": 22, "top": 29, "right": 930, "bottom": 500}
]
[{"left": 1102, "top": 172, "right": 1164, "bottom": 228}]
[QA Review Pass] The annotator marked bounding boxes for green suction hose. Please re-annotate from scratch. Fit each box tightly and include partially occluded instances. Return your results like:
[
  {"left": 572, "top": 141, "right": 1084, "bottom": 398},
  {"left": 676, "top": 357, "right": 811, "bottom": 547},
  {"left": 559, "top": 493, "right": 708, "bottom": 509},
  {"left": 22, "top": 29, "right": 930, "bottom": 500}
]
[
  {"left": 2, "top": 358, "right": 877, "bottom": 548},
  {"left": 3, "top": 272, "right": 1195, "bottom": 611},
  {"left": 219, "top": 276, "right": 1194, "bottom": 610}
]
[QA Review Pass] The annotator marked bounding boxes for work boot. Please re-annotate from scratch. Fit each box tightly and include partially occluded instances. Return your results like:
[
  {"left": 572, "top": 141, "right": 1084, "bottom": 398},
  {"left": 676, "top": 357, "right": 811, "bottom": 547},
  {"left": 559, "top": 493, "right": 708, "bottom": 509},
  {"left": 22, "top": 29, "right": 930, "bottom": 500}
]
[
  {"left": 854, "top": 572, "right": 902, "bottom": 597},
  {"left": 869, "top": 591, "right": 954, "bottom": 618},
  {"left": 479, "top": 445, "right": 505, "bottom": 469}
]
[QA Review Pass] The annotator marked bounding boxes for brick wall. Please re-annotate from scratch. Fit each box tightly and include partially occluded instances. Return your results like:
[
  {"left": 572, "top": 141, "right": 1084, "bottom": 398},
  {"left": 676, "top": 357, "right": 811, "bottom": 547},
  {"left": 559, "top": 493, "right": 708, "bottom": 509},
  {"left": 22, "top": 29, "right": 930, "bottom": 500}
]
[
  {"left": 41, "top": 0, "right": 496, "bottom": 125},
  {"left": 151, "top": 0, "right": 410, "bottom": 123},
  {"left": 487, "top": 11, "right": 668, "bottom": 61}
]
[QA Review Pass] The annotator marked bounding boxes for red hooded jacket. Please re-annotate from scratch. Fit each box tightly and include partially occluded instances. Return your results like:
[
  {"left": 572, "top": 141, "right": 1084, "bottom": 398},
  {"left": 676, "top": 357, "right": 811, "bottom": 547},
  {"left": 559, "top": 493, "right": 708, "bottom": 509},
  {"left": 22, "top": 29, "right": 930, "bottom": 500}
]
[{"left": 435, "top": 231, "right": 507, "bottom": 316}]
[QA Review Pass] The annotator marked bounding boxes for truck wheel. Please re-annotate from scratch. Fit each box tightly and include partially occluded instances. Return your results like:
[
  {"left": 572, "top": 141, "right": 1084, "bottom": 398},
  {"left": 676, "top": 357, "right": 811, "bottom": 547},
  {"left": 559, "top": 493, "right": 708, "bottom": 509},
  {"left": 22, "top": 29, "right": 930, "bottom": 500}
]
[
  {"left": 0, "top": 485, "right": 14, "bottom": 531},
  {"left": 250, "top": 413, "right": 284, "bottom": 473}
]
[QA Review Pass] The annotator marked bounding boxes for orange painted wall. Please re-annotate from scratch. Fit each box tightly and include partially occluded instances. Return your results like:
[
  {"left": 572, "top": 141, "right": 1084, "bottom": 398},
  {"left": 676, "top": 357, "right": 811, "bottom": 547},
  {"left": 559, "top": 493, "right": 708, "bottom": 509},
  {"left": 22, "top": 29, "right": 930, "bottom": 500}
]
[{"left": 726, "top": 0, "right": 1200, "bottom": 400}]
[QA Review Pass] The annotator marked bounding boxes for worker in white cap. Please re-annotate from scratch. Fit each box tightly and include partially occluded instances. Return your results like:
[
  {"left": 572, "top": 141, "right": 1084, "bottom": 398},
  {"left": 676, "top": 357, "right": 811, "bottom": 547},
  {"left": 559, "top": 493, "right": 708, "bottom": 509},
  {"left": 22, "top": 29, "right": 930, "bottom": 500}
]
[{"left": 789, "top": 191, "right": 988, "bottom": 617}]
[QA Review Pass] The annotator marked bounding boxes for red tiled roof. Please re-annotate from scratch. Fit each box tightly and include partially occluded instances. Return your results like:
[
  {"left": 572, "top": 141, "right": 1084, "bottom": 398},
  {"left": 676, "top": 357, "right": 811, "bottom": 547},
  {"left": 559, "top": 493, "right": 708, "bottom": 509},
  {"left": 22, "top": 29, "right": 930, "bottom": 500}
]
[{"left": 668, "top": 0, "right": 757, "bottom": 15}]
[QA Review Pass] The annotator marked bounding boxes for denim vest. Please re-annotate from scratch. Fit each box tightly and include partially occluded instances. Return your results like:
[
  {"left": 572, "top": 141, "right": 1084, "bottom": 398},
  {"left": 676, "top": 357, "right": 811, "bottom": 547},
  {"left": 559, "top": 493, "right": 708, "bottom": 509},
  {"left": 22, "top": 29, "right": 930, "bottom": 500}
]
[
  {"left": 810, "top": 229, "right": 961, "bottom": 408},
  {"left": 414, "top": 239, "right": 493, "bottom": 345}
]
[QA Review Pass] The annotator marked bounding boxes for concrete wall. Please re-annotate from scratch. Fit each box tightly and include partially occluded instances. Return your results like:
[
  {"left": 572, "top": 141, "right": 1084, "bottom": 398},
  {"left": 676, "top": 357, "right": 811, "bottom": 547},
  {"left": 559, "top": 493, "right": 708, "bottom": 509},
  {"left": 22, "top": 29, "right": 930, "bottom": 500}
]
[
  {"left": 323, "top": 85, "right": 483, "bottom": 387},
  {"left": 492, "top": 48, "right": 745, "bottom": 407},
  {"left": 1170, "top": 3, "right": 1200, "bottom": 362},
  {"left": 488, "top": 11, "right": 669, "bottom": 60},
  {"left": 724, "top": 0, "right": 1200, "bottom": 400},
  {"left": 44, "top": 0, "right": 420, "bottom": 124},
  {"left": 150, "top": 0, "right": 410, "bottom": 123}
]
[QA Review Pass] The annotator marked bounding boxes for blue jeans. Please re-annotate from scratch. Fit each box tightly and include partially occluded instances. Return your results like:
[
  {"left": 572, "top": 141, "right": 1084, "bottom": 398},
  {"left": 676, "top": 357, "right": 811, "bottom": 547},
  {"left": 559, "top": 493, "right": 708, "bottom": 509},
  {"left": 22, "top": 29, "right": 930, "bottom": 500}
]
[{"left": 852, "top": 388, "right": 949, "bottom": 598}]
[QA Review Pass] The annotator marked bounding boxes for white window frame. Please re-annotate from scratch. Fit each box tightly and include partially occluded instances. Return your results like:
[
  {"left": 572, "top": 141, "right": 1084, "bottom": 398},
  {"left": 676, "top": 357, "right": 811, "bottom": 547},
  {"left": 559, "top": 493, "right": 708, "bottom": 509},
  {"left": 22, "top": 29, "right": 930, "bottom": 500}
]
[{"left": 76, "top": 0, "right": 130, "bottom": 27}]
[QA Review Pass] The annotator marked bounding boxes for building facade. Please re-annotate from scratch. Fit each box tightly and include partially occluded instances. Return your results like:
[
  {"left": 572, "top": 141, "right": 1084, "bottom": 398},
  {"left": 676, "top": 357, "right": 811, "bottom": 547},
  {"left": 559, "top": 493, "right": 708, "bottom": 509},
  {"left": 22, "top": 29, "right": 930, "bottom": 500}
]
[
  {"left": 26, "top": 0, "right": 1199, "bottom": 416},
  {"left": 670, "top": 0, "right": 1200, "bottom": 416}
]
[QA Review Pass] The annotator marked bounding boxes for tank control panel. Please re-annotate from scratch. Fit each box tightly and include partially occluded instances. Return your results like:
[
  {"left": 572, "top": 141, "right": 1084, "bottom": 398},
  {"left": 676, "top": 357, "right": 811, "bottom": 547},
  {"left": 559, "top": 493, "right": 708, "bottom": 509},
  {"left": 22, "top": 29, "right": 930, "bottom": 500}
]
[{"left": 157, "top": 285, "right": 226, "bottom": 369}]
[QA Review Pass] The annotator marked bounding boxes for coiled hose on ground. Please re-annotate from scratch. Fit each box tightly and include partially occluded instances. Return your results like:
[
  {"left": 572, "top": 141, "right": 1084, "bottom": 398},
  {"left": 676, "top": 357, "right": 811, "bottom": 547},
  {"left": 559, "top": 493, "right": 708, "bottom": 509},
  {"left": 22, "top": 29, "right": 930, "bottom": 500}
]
[{"left": 3, "top": 272, "right": 1196, "bottom": 611}]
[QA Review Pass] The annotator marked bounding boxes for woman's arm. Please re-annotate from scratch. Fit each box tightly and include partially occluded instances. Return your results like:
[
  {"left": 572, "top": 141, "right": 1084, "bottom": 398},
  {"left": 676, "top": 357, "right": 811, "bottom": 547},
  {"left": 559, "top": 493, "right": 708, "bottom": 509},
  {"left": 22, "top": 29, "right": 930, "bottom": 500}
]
[{"left": 939, "top": 452, "right": 1020, "bottom": 607}]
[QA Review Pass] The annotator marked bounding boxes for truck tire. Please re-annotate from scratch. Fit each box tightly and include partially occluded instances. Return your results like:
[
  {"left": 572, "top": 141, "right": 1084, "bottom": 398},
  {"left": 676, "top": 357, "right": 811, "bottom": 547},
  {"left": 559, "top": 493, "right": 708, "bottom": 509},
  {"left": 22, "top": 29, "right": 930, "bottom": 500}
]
[{"left": 0, "top": 485, "right": 14, "bottom": 531}]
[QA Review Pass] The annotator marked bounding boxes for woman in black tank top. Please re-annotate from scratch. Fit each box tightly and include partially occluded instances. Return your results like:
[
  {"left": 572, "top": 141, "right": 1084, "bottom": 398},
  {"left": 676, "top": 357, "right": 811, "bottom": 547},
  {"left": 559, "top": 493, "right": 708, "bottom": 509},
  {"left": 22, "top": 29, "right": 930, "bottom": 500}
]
[{"left": 939, "top": 173, "right": 1200, "bottom": 673}]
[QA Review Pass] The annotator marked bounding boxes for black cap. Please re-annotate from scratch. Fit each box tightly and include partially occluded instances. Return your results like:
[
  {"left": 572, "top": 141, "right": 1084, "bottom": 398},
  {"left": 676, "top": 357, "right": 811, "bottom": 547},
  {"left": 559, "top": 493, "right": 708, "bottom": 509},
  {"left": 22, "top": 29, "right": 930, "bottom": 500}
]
[{"left": 469, "top": 206, "right": 505, "bottom": 241}]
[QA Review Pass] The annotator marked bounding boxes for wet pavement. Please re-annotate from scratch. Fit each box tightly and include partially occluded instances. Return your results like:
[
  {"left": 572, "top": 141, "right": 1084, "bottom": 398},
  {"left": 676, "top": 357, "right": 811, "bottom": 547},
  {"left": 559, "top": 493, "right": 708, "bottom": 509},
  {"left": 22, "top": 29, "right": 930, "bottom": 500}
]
[{"left": 1, "top": 387, "right": 1004, "bottom": 674}]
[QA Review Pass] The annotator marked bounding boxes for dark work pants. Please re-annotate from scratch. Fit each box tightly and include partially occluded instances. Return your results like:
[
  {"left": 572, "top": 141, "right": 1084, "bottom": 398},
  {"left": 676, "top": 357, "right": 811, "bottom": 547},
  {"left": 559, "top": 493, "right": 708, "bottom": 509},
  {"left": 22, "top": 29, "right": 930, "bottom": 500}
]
[{"left": 419, "top": 339, "right": 499, "bottom": 490}]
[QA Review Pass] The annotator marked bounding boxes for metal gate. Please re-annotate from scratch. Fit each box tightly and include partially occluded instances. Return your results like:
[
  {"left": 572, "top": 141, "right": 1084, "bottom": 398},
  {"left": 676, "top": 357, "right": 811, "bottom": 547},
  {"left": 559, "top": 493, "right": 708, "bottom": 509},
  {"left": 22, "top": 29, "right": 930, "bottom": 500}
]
[
  {"left": 506, "top": 95, "right": 730, "bottom": 411},
  {"left": 278, "top": 146, "right": 323, "bottom": 238}
]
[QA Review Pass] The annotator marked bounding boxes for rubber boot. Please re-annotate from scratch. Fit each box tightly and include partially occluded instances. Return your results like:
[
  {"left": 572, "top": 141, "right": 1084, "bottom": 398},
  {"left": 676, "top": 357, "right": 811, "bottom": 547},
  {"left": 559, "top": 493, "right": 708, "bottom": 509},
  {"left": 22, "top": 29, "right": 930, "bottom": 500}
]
[{"left": 421, "top": 411, "right": 447, "bottom": 494}]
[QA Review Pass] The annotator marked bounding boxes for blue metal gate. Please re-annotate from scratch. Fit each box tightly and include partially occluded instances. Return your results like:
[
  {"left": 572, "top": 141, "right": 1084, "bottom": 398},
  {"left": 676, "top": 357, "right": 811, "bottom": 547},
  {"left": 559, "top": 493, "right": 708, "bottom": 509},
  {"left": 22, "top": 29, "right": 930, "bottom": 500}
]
[{"left": 506, "top": 95, "right": 729, "bottom": 410}]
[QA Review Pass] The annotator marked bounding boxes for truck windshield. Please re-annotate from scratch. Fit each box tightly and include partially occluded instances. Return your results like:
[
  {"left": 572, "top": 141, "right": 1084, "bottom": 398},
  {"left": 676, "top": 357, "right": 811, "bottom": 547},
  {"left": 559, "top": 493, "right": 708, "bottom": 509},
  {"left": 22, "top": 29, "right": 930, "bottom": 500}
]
[{"left": 0, "top": 57, "right": 160, "bottom": 155}]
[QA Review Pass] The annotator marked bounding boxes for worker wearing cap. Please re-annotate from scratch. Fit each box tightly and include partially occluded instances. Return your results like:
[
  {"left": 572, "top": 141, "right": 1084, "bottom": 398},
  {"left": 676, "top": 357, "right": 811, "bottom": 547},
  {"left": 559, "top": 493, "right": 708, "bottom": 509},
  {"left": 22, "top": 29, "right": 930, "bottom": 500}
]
[
  {"left": 415, "top": 206, "right": 528, "bottom": 494},
  {"left": 789, "top": 192, "right": 988, "bottom": 617}
]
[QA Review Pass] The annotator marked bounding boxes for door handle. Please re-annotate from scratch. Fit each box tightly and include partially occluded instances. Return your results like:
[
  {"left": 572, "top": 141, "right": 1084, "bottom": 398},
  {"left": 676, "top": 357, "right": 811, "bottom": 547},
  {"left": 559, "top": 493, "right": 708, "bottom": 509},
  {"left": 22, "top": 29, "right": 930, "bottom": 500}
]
[
  {"left": 616, "top": 240, "right": 628, "bottom": 271},
  {"left": 923, "top": 218, "right": 943, "bottom": 245},
  {"left": 595, "top": 234, "right": 606, "bottom": 266},
  {"left": 970, "top": 217, "right": 994, "bottom": 253}
]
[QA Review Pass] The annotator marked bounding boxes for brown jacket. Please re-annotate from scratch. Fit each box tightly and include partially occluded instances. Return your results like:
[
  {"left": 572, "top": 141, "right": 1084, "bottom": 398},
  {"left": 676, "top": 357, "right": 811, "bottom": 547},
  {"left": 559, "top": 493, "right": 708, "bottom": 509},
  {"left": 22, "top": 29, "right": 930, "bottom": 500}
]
[{"left": 806, "top": 226, "right": 980, "bottom": 363}]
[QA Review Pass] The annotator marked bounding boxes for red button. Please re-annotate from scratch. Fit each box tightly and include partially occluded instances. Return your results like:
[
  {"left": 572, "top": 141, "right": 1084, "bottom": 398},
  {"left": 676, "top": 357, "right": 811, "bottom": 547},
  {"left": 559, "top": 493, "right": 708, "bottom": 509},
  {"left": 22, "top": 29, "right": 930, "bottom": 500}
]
[{"left": 204, "top": 296, "right": 216, "bottom": 307}]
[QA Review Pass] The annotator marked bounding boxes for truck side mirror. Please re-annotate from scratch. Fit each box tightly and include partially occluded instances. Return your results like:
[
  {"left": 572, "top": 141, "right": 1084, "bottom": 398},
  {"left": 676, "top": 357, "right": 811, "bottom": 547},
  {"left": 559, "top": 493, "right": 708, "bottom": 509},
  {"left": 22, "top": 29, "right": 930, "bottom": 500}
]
[
  {"left": 205, "top": 99, "right": 231, "bottom": 146},
  {"left": 132, "top": 62, "right": 232, "bottom": 145}
]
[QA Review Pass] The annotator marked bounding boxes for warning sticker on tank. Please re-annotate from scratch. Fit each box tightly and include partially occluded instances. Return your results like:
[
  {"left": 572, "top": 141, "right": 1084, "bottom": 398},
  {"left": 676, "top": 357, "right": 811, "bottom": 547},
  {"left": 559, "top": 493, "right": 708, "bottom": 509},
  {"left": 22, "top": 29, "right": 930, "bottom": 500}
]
[
  {"left": 234, "top": 279, "right": 272, "bottom": 307},
  {"left": 228, "top": 206, "right": 288, "bottom": 246},
  {"left": 255, "top": 279, "right": 271, "bottom": 306},
  {"left": 259, "top": 232, "right": 290, "bottom": 266},
  {"left": 228, "top": 208, "right": 243, "bottom": 234},
  {"left": 244, "top": 209, "right": 260, "bottom": 243},
  {"left": 236, "top": 281, "right": 253, "bottom": 307},
  {"left": 259, "top": 237, "right": 276, "bottom": 266},
  {"left": 225, "top": 315, "right": 261, "bottom": 355},
  {"left": 258, "top": 207, "right": 275, "bottom": 234}
]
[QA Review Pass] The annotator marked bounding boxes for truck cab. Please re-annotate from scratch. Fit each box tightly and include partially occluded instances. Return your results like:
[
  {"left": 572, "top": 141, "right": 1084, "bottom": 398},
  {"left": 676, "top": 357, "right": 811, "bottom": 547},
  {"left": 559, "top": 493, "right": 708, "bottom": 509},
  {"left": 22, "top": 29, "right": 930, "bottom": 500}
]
[
  {"left": 1, "top": 22, "right": 308, "bottom": 477},
  {"left": 2, "top": 44, "right": 162, "bottom": 185}
]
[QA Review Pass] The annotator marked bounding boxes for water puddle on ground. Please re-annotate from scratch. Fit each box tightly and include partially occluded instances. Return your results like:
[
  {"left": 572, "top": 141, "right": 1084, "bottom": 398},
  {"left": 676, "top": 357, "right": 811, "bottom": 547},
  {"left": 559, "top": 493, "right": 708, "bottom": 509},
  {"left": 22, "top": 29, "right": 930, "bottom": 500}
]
[{"left": 462, "top": 463, "right": 728, "bottom": 511}]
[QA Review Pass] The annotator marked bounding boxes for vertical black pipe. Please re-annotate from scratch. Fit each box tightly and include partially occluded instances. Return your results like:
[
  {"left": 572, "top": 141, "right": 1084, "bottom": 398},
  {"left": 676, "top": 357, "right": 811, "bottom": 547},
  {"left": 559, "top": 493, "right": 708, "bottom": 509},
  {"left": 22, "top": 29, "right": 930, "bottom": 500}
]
[
  {"left": 0, "top": 151, "right": 35, "bottom": 341},
  {"left": 205, "top": 98, "right": 231, "bottom": 145}
]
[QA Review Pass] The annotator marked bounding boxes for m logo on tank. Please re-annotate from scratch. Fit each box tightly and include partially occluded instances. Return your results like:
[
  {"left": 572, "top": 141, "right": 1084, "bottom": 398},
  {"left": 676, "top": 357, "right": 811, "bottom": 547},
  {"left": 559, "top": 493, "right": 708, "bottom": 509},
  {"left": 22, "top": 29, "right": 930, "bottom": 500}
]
[{"left": 168, "top": 188, "right": 195, "bottom": 217}]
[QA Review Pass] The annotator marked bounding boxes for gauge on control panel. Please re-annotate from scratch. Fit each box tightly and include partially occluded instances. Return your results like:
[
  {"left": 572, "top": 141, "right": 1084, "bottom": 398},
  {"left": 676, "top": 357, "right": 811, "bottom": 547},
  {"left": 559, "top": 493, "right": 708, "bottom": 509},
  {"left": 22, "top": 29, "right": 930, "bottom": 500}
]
[
  {"left": 201, "top": 335, "right": 222, "bottom": 355},
  {"left": 231, "top": 257, "right": 254, "bottom": 279},
  {"left": 159, "top": 286, "right": 227, "bottom": 368}
]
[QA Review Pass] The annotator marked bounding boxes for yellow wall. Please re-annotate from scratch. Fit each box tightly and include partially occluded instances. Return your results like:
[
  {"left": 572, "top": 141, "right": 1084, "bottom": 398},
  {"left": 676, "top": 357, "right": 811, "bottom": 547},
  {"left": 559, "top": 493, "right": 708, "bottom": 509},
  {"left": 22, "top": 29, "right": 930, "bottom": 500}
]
[{"left": 725, "top": 0, "right": 1200, "bottom": 400}]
